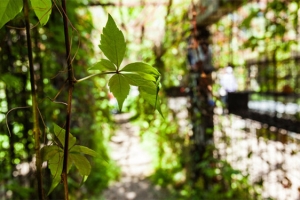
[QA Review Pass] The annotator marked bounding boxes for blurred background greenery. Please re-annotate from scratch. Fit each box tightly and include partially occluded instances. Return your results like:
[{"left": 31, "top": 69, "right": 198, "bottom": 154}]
[{"left": 1, "top": 0, "right": 300, "bottom": 199}]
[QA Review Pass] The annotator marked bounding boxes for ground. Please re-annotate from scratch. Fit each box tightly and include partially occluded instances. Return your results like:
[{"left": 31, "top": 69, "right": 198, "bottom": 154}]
[{"left": 102, "top": 113, "right": 171, "bottom": 200}]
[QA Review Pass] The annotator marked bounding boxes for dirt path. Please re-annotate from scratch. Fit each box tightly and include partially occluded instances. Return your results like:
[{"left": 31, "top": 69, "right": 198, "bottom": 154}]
[{"left": 102, "top": 113, "right": 169, "bottom": 200}]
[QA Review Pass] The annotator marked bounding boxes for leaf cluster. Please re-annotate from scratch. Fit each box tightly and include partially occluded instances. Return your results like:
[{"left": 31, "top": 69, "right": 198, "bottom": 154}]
[
  {"left": 89, "top": 14, "right": 162, "bottom": 115},
  {"left": 0, "top": 0, "right": 52, "bottom": 28},
  {"left": 41, "top": 124, "right": 98, "bottom": 195}
]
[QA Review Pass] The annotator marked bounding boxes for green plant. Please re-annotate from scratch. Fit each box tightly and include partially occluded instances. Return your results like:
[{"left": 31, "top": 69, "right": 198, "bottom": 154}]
[
  {"left": 86, "top": 14, "right": 162, "bottom": 114},
  {"left": 41, "top": 124, "right": 98, "bottom": 195},
  {"left": 1, "top": 2, "right": 161, "bottom": 199}
]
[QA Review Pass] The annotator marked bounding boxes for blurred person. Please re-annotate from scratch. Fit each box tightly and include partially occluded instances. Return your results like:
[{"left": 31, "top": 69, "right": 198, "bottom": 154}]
[
  {"left": 219, "top": 66, "right": 238, "bottom": 106},
  {"left": 187, "top": 36, "right": 214, "bottom": 74}
]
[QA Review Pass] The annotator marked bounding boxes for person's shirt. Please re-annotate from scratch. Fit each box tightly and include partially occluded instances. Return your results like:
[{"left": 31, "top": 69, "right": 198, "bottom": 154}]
[
  {"left": 188, "top": 45, "right": 214, "bottom": 73},
  {"left": 220, "top": 67, "right": 238, "bottom": 93},
  {"left": 198, "top": 45, "right": 214, "bottom": 73}
]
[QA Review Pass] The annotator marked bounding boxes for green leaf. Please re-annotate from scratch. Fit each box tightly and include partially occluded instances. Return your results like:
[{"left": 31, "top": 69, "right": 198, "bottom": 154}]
[
  {"left": 88, "top": 59, "right": 116, "bottom": 71},
  {"left": 108, "top": 74, "right": 130, "bottom": 111},
  {"left": 30, "top": 0, "right": 52, "bottom": 26},
  {"left": 99, "top": 14, "right": 126, "bottom": 69},
  {"left": 155, "top": 78, "right": 162, "bottom": 111},
  {"left": 121, "top": 62, "right": 160, "bottom": 78},
  {"left": 41, "top": 145, "right": 61, "bottom": 161},
  {"left": 70, "top": 145, "right": 98, "bottom": 157},
  {"left": 121, "top": 75, "right": 163, "bottom": 115},
  {"left": 139, "top": 86, "right": 162, "bottom": 116},
  {"left": 122, "top": 73, "right": 154, "bottom": 87},
  {"left": 94, "top": 14, "right": 162, "bottom": 115},
  {"left": 53, "top": 124, "right": 76, "bottom": 149},
  {"left": 79, "top": 175, "right": 88, "bottom": 187},
  {"left": 0, "top": 0, "right": 23, "bottom": 29},
  {"left": 46, "top": 146, "right": 73, "bottom": 195},
  {"left": 69, "top": 153, "right": 91, "bottom": 177},
  {"left": 1, "top": 73, "right": 22, "bottom": 90},
  {"left": 139, "top": 82, "right": 157, "bottom": 94},
  {"left": 120, "top": 63, "right": 162, "bottom": 115},
  {"left": 44, "top": 127, "right": 96, "bottom": 195},
  {"left": 48, "top": 153, "right": 62, "bottom": 176},
  {"left": 122, "top": 71, "right": 157, "bottom": 82},
  {"left": 47, "top": 151, "right": 63, "bottom": 195}
]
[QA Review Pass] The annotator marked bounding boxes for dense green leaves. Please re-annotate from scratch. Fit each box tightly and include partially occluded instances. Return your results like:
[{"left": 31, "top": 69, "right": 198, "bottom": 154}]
[
  {"left": 0, "top": 0, "right": 23, "bottom": 29},
  {"left": 121, "top": 62, "right": 162, "bottom": 115},
  {"left": 99, "top": 14, "right": 126, "bottom": 69},
  {"left": 41, "top": 124, "right": 97, "bottom": 195},
  {"left": 0, "top": 0, "right": 52, "bottom": 29},
  {"left": 93, "top": 15, "right": 162, "bottom": 114},
  {"left": 1, "top": 1, "right": 117, "bottom": 199},
  {"left": 30, "top": 0, "right": 52, "bottom": 26}
]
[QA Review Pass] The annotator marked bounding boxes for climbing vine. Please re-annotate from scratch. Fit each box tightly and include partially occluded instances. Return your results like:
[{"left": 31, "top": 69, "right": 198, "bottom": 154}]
[{"left": 1, "top": 1, "right": 161, "bottom": 199}]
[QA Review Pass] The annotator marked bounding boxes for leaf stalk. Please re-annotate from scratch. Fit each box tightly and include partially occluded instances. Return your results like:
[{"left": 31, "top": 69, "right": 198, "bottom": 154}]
[{"left": 76, "top": 71, "right": 116, "bottom": 83}]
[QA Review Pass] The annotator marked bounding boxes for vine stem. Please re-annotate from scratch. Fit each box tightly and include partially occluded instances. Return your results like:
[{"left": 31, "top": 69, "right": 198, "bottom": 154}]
[
  {"left": 23, "top": 0, "right": 44, "bottom": 199},
  {"left": 61, "top": 0, "right": 75, "bottom": 199},
  {"left": 76, "top": 71, "right": 116, "bottom": 83}
]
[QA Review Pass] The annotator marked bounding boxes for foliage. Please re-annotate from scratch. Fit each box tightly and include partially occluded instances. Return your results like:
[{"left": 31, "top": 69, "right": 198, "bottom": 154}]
[
  {"left": 2, "top": 0, "right": 292, "bottom": 199},
  {"left": 188, "top": 146, "right": 261, "bottom": 200},
  {"left": 41, "top": 124, "right": 98, "bottom": 195},
  {"left": 30, "top": 0, "right": 52, "bottom": 26},
  {"left": 240, "top": 0, "right": 299, "bottom": 55},
  {"left": 1, "top": 0, "right": 162, "bottom": 198},
  {"left": 0, "top": 0, "right": 52, "bottom": 28},
  {"left": 0, "top": 0, "right": 23, "bottom": 28},
  {"left": 89, "top": 14, "right": 162, "bottom": 114}
]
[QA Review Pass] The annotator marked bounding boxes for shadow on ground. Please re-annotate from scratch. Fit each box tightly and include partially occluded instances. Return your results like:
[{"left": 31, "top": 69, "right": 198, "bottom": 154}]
[{"left": 102, "top": 113, "right": 172, "bottom": 200}]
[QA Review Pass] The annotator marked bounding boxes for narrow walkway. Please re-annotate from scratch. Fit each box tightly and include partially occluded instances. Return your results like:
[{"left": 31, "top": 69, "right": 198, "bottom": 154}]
[{"left": 103, "top": 113, "right": 169, "bottom": 200}]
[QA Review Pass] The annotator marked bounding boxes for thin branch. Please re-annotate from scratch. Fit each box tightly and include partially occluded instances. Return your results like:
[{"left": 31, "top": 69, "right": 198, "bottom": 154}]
[
  {"left": 23, "top": 0, "right": 44, "bottom": 198},
  {"left": 88, "top": 2, "right": 116, "bottom": 7},
  {"left": 88, "top": 1, "right": 168, "bottom": 7},
  {"left": 52, "top": 79, "right": 67, "bottom": 100},
  {"left": 53, "top": 0, "right": 80, "bottom": 67},
  {"left": 46, "top": 97, "right": 68, "bottom": 106},
  {"left": 166, "top": 0, "right": 173, "bottom": 17},
  {"left": 6, "top": 106, "right": 31, "bottom": 137},
  {"left": 60, "top": 0, "right": 75, "bottom": 199}
]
